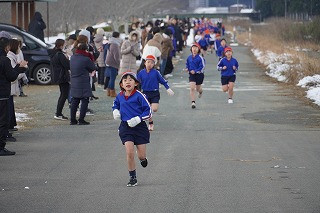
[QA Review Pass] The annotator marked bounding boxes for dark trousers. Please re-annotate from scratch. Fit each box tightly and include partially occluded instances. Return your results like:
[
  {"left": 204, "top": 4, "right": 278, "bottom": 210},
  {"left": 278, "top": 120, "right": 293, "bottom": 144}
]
[
  {"left": 70, "top": 97, "right": 89, "bottom": 122},
  {"left": 56, "top": 83, "right": 70, "bottom": 116},
  {"left": 105, "top": 66, "right": 118, "bottom": 90},
  {"left": 0, "top": 100, "right": 9, "bottom": 149},
  {"left": 8, "top": 96, "right": 16, "bottom": 129},
  {"left": 98, "top": 66, "right": 105, "bottom": 85}
]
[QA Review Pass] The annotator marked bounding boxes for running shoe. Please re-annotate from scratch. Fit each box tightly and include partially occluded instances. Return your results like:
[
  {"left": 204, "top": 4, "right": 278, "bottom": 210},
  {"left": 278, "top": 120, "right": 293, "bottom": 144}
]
[
  {"left": 54, "top": 115, "right": 68, "bottom": 120},
  {"left": 140, "top": 158, "right": 148, "bottom": 168},
  {"left": 228, "top": 99, "right": 234, "bottom": 104},
  {"left": 127, "top": 178, "right": 137, "bottom": 187},
  {"left": 191, "top": 102, "right": 196, "bottom": 109}
]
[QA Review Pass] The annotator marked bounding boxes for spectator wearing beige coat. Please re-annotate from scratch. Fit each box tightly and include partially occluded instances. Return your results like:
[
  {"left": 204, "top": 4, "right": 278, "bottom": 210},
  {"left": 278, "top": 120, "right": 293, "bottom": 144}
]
[{"left": 119, "top": 31, "right": 140, "bottom": 75}]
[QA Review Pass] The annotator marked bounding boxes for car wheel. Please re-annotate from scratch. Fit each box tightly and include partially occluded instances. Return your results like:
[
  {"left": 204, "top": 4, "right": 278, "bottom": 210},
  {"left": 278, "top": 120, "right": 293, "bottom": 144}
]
[{"left": 33, "top": 64, "right": 51, "bottom": 85}]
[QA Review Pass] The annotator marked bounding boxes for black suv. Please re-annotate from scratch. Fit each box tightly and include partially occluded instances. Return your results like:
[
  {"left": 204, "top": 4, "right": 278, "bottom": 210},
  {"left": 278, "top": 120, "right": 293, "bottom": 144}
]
[{"left": 0, "top": 23, "right": 52, "bottom": 85}]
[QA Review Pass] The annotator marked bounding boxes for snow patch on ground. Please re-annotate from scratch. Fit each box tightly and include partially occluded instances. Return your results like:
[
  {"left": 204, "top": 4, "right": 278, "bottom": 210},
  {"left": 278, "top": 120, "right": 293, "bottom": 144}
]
[
  {"left": 297, "top": 75, "right": 320, "bottom": 106},
  {"left": 252, "top": 48, "right": 292, "bottom": 82},
  {"left": 252, "top": 48, "right": 320, "bottom": 106},
  {"left": 15, "top": 112, "right": 31, "bottom": 122}
]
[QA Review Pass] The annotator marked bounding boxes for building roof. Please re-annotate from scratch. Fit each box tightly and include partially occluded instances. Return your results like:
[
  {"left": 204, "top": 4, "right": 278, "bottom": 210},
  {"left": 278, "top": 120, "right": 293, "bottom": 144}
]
[{"left": 0, "top": 0, "right": 57, "bottom": 2}]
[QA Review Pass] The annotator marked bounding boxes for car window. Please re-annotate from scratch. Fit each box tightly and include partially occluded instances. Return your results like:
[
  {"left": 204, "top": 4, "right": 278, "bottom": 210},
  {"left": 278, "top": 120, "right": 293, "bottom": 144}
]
[
  {"left": 23, "top": 35, "right": 38, "bottom": 50},
  {"left": 6, "top": 31, "right": 23, "bottom": 41}
]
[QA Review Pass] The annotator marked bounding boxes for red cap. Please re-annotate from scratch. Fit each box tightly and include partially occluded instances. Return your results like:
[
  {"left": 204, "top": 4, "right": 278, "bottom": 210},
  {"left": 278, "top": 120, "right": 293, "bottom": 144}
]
[
  {"left": 224, "top": 47, "right": 232, "bottom": 53},
  {"left": 216, "top": 33, "right": 221, "bottom": 37},
  {"left": 145, "top": 55, "right": 156, "bottom": 62},
  {"left": 191, "top": 43, "right": 201, "bottom": 49}
]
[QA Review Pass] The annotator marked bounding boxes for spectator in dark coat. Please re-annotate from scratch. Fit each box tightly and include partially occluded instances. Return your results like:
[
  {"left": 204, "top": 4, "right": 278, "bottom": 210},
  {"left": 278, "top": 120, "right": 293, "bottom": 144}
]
[
  {"left": 0, "top": 36, "right": 27, "bottom": 156},
  {"left": 50, "top": 39, "right": 70, "bottom": 121},
  {"left": 70, "top": 41, "right": 97, "bottom": 125},
  {"left": 28, "top": 12, "right": 46, "bottom": 42}
]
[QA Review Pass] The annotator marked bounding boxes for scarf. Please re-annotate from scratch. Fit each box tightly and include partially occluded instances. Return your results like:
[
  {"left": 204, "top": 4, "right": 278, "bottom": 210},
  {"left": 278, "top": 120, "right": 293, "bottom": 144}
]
[{"left": 75, "top": 49, "right": 94, "bottom": 62}]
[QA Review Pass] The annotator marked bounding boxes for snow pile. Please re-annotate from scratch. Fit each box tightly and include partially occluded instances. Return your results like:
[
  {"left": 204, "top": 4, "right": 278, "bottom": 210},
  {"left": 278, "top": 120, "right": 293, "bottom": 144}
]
[
  {"left": 297, "top": 75, "right": 320, "bottom": 106},
  {"left": 45, "top": 33, "right": 66, "bottom": 44},
  {"left": 15, "top": 112, "right": 31, "bottom": 122},
  {"left": 251, "top": 48, "right": 293, "bottom": 82}
]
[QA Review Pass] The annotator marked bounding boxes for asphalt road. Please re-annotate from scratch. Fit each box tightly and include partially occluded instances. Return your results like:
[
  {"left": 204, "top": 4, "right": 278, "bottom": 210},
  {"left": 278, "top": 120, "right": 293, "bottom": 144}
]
[{"left": 1, "top": 46, "right": 320, "bottom": 213}]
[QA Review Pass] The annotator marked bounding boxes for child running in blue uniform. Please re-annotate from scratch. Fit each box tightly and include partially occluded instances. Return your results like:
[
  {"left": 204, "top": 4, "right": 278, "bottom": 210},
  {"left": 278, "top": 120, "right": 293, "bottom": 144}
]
[
  {"left": 112, "top": 72, "right": 152, "bottom": 187},
  {"left": 217, "top": 38, "right": 228, "bottom": 61},
  {"left": 186, "top": 43, "right": 205, "bottom": 109},
  {"left": 137, "top": 55, "right": 174, "bottom": 131},
  {"left": 217, "top": 47, "right": 239, "bottom": 104}
]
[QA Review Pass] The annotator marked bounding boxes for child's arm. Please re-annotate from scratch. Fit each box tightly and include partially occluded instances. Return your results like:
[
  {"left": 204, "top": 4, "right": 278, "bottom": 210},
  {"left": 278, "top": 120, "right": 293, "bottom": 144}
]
[
  {"left": 157, "top": 71, "right": 170, "bottom": 89},
  {"left": 233, "top": 59, "right": 239, "bottom": 72},
  {"left": 217, "top": 59, "right": 225, "bottom": 71},
  {"left": 157, "top": 71, "right": 174, "bottom": 96},
  {"left": 127, "top": 94, "right": 152, "bottom": 127},
  {"left": 112, "top": 96, "right": 121, "bottom": 120},
  {"left": 195, "top": 56, "right": 205, "bottom": 74}
]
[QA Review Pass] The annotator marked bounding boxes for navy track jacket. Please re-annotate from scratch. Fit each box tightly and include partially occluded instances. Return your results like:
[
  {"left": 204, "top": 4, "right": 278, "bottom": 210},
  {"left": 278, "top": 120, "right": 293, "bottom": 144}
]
[
  {"left": 112, "top": 90, "right": 152, "bottom": 122},
  {"left": 137, "top": 68, "right": 170, "bottom": 91},
  {"left": 186, "top": 54, "right": 205, "bottom": 74},
  {"left": 217, "top": 57, "right": 239, "bottom": 77}
]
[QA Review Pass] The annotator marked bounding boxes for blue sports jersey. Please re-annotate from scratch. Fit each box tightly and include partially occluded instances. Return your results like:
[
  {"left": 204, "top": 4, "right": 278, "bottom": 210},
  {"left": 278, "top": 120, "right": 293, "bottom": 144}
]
[
  {"left": 198, "top": 38, "right": 208, "bottom": 47},
  {"left": 186, "top": 54, "right": 205, "bottom": 74},
  {"left": 137, "top": 68, "right": 170, "bottom": 91},
  {"left": 112, "top": 90, "right": 152, "bottom": 122},
  {"left": 217, "top": 45, "right": 228, "bottom": 58},
  {"left": 217, "top": 57, "right": 239, "bottom": 77}
]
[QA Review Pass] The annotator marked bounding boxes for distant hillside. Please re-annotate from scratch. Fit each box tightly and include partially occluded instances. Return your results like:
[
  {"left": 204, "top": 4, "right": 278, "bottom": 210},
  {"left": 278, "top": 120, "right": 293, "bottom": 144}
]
[{"left": 0, "top": 0, "right": 188, "bottom": 34}]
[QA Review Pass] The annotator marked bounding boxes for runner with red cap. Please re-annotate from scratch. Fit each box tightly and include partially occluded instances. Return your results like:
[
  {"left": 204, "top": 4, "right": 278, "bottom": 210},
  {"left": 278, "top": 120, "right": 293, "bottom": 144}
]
[
  {"left": 217, "top": 47, "right": 239, "bottom": 104},
  {"left": 186, "top": 43, "right": 206, "bottom": 109},
  {"left": 137, "top": 54, "right": 174, "bottom": 131}
]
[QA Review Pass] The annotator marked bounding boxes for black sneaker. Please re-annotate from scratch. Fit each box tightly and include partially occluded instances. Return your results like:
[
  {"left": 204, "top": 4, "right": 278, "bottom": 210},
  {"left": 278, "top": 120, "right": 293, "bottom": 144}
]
[
  {"left": 0, "top": 148, "right": 16, "bottom": 156},
  {"left": 9, "top": 127, "right": 18, "bottom": 132},
  {"left": 78, "top": 120, "right": 90, "bottom": 125},
  {"left": 54, "top": 115, "right": 68, "bottom": 120},
  {"left": 6, "top": 135, "right": 16, "bottom": 142},
  {"left": 140, "top": 158, "right": 148, "bottom": 168},
  {"left": 70, "top": 120, "right": 78, "bottom": 125},
  {"left": 127, "top": 178, "right": 137, "bottom": 187}
]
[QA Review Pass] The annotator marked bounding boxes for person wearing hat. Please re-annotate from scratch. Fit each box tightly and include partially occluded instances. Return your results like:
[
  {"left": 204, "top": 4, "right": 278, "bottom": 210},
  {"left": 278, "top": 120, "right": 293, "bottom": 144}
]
[
  {"left": 112, "top": 72, "right": 152, "bottom": 187},
  {"left": 217, "top": 47, "right": 239, "bottom": 104},
  {"left": 186, "top": 43, "right": 205, "bottom": 109},
  {"left": 214, "top": 33, "right": 221, "bottom": 57},
  {"left": 64, "top": 34, "right": 77, "bottom": 58},
  {"left": 137, "top": 54, "right": 174, "bottom": 131}
]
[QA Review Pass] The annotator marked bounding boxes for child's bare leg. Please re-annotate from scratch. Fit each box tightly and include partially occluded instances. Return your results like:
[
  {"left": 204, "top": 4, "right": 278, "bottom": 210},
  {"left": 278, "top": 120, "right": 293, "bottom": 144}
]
[
  {"left": 228, "top": 82, "right": 234, "bottom": 99},
  {"left": 125, "top": 142, "right": 135, "bottom": 171},
  {"left": 136, "top": 144, "right": 148, "bottom": 167},
  {"left": 190, "top": 82, "right": 196, "bottom": 102},
  {"left": 196, "top": 85, "right": 202, "bottom": 93},
  {"left": 136, "top": 144, "right": 146, "bottom": 161},
  {"left": 222, "top": 85, "right": 229, "bottom": 93}
]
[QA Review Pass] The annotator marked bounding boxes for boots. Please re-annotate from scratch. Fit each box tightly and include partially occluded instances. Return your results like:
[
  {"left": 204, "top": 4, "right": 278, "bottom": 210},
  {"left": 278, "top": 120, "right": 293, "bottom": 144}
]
[
  {"left": 110, "top": 90, "right": 117, "bottom": 97},
  {"left": 106, "top": 88, "right": 110, "bottom": 96}
]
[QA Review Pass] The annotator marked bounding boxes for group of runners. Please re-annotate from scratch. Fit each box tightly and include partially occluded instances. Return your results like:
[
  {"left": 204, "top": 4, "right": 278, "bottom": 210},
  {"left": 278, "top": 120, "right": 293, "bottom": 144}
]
[{"left": 112, "top": 18, "right": 239, "bottom": 187}]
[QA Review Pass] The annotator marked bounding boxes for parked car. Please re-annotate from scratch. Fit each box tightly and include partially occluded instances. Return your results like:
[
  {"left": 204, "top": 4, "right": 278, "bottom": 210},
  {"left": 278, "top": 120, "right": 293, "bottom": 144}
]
[{"left": 0, "top": 23, "right": 52, "bottom": 85}]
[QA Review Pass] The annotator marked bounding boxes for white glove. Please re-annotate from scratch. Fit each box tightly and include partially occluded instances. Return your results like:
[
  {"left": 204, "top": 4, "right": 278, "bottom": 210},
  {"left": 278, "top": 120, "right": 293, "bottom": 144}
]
[
  {"left": 127, "top": 116, "right": 141, "bottom": 127},
  {"left": 166, "top": 88, "right": 174, "bottom": 96},
  {"left": 113, "top": 109, "right": 121, "bottom": 120}
]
